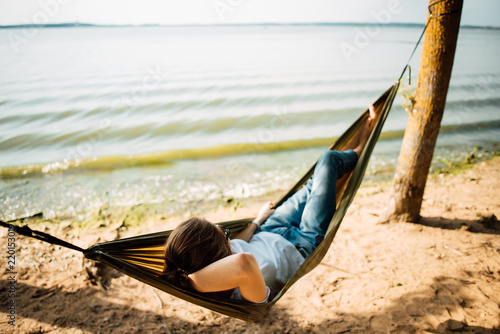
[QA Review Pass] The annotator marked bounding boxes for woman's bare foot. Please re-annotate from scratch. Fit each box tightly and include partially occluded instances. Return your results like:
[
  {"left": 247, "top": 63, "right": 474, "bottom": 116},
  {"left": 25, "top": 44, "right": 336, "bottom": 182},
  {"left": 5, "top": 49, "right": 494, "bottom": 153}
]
[{"left": 353, "top": 104, "right": 378, "bottom": 157}]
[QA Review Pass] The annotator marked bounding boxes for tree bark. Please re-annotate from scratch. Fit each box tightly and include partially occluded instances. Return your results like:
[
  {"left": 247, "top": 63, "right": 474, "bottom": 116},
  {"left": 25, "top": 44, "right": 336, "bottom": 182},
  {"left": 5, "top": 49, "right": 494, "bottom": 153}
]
[{"left": 381, "top": 0, "right": 463, "bottom": 223}]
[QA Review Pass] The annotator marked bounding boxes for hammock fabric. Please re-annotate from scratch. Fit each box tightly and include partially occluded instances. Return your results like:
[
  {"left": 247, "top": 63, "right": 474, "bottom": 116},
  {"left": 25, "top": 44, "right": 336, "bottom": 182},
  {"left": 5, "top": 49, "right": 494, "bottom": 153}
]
[{"left": 1, "top": 83, "right": 399, "bottom": 321}]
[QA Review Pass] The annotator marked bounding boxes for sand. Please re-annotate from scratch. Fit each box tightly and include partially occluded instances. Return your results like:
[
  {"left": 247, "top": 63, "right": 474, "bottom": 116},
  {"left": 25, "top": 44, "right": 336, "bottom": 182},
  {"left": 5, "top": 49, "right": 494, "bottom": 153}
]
[{"left": 1, "top": 157, "right": 499, "bottom": 334}]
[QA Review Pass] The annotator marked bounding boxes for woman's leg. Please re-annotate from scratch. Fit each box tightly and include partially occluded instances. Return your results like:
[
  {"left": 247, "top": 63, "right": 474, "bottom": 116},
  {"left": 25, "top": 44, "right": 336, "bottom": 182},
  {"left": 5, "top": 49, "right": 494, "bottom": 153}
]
[
  {"left": 259, "top": 180, "right": 311, "bottom": 231},
  {"left": 297, "top": 150, "right": 358, "bottom": 247},
  {"left": 341, "top": 104, "right": 377, "bottom": 156},
  {"left": 296, "top": 105, "right": 378, "bottom": 248},
  {"left": 353, "top": 104, "right": 377, "bottom": 158},
  {"left": 260, "top": 150, "right": 358, "bottom": 255},
  {"left": 260, "top": 106, "right": 378, "bottom": 255}
]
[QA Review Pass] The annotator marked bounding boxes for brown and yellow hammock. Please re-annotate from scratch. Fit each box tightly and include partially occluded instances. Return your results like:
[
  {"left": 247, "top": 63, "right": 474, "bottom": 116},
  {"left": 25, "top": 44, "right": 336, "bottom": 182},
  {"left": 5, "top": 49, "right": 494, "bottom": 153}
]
[{"left": 1, "top": 83, "right": 399, "bottom": 322}]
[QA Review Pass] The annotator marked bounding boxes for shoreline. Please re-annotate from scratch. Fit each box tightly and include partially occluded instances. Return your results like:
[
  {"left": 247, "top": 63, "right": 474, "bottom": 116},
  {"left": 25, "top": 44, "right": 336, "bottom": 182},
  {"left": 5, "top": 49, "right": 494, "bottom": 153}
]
[
  {"left": 2, "top": 120, "right": 499, "bottom": 179},
  {"left": 1, "top": 155, "right": 499, "bottom": 333},
  {"left": 5, "top": 151, "right": 498, "bottom": 232}
]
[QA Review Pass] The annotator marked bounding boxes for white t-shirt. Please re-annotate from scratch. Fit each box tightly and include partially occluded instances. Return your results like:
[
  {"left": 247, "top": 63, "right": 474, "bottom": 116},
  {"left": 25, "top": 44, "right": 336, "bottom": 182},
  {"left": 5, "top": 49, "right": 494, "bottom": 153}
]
[{"left": 229, "top": 231, "right": 305, "bottom": 302}]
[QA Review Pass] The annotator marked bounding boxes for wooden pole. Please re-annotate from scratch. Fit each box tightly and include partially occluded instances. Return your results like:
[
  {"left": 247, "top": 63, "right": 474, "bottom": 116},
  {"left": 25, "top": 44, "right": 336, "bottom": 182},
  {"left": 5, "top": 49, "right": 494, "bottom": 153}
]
[{"left": 381, "top": 0, "right": 463, "bottom": 223}]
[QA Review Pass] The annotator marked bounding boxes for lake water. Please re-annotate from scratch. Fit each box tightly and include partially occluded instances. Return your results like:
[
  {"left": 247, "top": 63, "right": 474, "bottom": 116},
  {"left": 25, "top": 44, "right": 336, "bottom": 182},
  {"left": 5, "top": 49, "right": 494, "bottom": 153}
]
[{"left": 0, "top": 24, "right": 499, "bottom": 221}]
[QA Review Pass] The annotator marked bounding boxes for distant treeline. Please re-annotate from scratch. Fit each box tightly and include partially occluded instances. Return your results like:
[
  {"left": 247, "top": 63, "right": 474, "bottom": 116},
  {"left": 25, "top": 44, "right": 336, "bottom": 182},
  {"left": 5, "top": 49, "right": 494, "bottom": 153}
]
[{"left": 0, "top": 21, "right": 497, "bottom": 30}]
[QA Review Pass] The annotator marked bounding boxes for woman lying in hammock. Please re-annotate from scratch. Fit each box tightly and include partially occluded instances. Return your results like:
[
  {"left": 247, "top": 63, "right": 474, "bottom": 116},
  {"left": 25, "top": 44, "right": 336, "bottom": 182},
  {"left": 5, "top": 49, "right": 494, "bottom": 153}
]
[{"left": 161, "top": 105, "right": 378, "bottom": 303}]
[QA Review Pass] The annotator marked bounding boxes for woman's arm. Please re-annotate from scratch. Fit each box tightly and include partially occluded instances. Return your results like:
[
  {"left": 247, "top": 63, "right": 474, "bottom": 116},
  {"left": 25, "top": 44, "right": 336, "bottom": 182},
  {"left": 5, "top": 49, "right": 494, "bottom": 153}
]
[
  {"left": 233, "top": 201, "right": 275, "bottom": 242},
  {"left": 189, "top": 252, "right": 268, "bottom": 303},
  {"left": 231, "top": 221, "right": 258, "bottom": 243}
]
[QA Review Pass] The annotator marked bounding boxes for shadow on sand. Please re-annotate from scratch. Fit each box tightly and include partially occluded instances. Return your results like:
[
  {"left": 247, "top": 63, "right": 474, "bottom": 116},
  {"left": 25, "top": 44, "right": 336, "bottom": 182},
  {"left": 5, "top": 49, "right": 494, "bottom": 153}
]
[
  {"left": 2, "top": 272, "right": 499, "bottom": 334},
  {"left": 417, "top": 216, "right": 500, "bottom": 235}
]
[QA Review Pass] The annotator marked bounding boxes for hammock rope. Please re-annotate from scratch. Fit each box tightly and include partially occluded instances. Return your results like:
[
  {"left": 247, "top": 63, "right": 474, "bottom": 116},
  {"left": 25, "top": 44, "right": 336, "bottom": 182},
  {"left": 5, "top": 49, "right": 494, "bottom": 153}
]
[
  {"left": 0, "top": 221, "right": 84, "bottom": 253},
  {"left": 399, "top": 0, "right": 463, "bottom": 84}
]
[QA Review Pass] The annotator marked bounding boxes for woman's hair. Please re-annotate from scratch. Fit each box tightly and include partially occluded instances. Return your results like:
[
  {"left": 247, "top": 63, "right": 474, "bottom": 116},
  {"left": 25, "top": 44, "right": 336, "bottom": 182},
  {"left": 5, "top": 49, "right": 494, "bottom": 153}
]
[{"left": 161, "top": 217, "right": 232, "bottom": 291}]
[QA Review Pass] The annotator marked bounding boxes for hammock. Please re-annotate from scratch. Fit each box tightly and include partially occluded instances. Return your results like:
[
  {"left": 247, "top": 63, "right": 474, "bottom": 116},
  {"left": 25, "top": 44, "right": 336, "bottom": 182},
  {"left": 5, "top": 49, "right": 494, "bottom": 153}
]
[{"left": 1, "top": 82, "right": 399, "bottom": 321}]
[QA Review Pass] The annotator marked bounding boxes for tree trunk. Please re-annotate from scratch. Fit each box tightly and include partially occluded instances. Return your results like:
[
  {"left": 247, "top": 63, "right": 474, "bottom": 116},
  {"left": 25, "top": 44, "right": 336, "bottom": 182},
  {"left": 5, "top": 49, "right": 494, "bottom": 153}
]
[{"left": 381, "top": 0, "right": 463, "bottom": 223}]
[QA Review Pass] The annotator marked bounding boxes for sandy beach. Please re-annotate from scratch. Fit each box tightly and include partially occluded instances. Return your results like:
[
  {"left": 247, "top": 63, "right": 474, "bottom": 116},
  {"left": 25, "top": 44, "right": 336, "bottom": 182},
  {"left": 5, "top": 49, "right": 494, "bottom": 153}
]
[{"left": 1, "top": 157, "right": 499, "bottom": 334}]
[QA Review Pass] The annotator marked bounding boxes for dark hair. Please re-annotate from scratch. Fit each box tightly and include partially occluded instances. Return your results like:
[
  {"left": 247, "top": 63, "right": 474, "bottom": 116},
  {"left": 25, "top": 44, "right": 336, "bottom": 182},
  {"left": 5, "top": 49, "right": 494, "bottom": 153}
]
[{"left": 161, "top": 217, "right": 232, "bottom": 291}]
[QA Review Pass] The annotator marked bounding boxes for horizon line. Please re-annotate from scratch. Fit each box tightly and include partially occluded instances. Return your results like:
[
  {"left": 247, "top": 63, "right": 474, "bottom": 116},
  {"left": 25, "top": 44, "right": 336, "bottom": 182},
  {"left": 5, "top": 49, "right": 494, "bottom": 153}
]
[{"left": 0, "top": 21, "right": 498, "bottom": 30}]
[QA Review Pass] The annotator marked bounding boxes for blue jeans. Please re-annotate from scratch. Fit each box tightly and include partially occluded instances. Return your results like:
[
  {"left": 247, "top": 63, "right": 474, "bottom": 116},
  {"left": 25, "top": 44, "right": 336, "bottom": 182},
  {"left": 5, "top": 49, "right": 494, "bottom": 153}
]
[{"left": 258, "top": 150, "right": 358, "bottom": 258}]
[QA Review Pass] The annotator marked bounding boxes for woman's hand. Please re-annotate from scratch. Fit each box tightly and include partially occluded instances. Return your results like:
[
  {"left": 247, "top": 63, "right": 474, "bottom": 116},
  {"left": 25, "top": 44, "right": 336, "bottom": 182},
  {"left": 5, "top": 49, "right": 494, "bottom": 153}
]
[
  {"left": 232, "top": 201, "right": 275, "bottom": 242},
  {"left": 255, "top": 201, "right": 275, "bottom": 225}
]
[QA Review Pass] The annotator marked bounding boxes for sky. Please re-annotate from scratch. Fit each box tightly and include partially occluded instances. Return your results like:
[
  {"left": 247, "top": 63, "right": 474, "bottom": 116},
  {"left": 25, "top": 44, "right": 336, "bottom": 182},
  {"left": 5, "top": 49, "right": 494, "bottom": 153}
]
[{"left": 0, "top": 0, "right": 498, "bottom": 27}]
